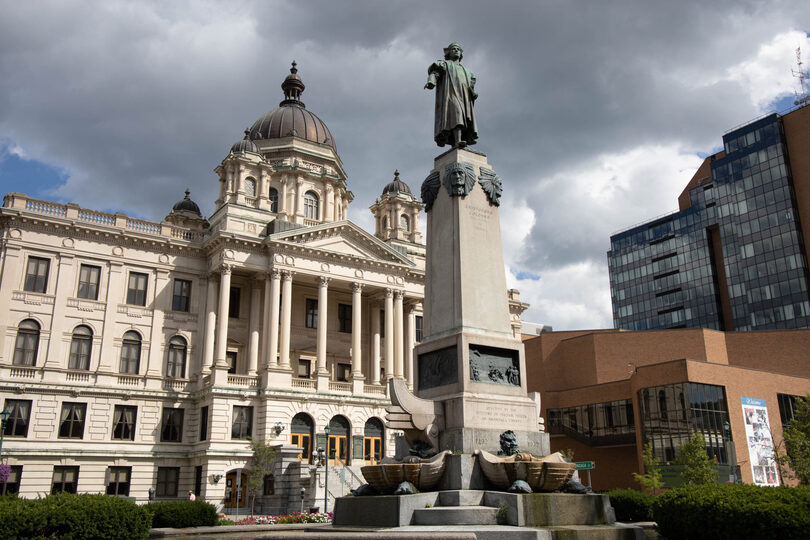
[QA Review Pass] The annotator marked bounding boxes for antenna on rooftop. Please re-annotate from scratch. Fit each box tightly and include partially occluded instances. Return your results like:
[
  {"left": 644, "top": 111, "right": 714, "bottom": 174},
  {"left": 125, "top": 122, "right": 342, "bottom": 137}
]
[{"left": 793, "top": 46, "right": 809, "bottom": 106}]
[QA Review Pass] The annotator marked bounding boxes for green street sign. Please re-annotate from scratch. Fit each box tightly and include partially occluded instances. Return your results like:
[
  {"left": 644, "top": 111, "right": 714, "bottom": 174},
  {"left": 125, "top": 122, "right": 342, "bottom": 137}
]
[{"left": 575, "top": 461, "right": 595, "bottom": 470}]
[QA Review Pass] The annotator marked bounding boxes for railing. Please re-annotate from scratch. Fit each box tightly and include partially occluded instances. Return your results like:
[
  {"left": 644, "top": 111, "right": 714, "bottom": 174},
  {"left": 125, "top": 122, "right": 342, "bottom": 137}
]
[
  {"left": 117, "top": 375, "right": 140, "bottom": 386},
  {"left": 79, "top": 209, "right": 116, "bottom": 226},
  {"left": 328, "top": 381, "right": 351, "bottom": 393},
  {"left": 363, "top": 384, "right": 386, "bottom": 396},
  {"left": 126, "top": 218, "right": 161, "bottom": 235},
  {"left": 171, "top": 227, "right": 203, "bottom": 241},
  {"left": 65, "top": 371, "right": 90, "bottom": 383},
  {"left": 24, "top": 199, "right": 67, "bottom": 216},
  {"left": 245, "top": 197, "right": 259, "bottom": 208},
  {"left": 227, "top": 375, "right": 258, "bottom": 387},
  {"left": 303, "top": 218, "right": 320, "bottom": 227},
  {"left": 9, "top": 367, "right": 37, "bottom": 379},
  {"left": 164, "top": 379, "right": 189, "bottom": 391},
  {"left": 291, "top": 378, "right": 316, "bottom": 390}
]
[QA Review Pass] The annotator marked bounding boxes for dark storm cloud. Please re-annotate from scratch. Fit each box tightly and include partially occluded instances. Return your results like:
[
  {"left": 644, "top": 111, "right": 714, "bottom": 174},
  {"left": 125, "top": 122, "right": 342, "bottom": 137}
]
[{"left": 1, "top": 0, "right": 808, "bottom": 328}]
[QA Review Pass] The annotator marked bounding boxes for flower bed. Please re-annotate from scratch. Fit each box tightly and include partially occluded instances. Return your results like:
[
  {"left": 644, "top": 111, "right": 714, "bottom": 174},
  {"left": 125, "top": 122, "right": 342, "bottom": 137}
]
[{"left": 234, "top": 511, "right": 333, "bottom": 525}]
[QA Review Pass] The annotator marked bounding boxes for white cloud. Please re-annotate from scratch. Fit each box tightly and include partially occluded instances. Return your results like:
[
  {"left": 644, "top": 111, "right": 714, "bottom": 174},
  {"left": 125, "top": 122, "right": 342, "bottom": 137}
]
[{"left": 726, "top": 30, "right": 810, "bottom": 110}]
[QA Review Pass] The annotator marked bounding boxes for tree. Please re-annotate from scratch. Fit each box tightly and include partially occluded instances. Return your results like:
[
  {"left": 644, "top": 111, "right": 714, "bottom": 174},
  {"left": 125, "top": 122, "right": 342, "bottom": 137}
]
[
  {"left": 633, "top": 442, "right": 663, "bottom": 494},
  {"left": 781, "top": 395, "right": 810, "bottom": 484},
  {"left": 246, "top": 438, "right": 278, "bottom": 514},
  {"left": 676, "top": 431, "right": 718, "bottom": 485}
]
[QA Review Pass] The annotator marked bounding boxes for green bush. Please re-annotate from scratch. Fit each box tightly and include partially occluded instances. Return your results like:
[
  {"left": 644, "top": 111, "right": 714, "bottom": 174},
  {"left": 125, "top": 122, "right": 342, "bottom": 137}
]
[
  {"left": 653, "top": 484, "right": 810, "bottom": 540},
  {"left": 0, "top": 492, "right": 151, "bottom": 540},
  {"left": 605, "top": 488, "right": 655, "bottom": 522},
  {"left": 146, "top": 499, "right": 218, "bottom": 528}
]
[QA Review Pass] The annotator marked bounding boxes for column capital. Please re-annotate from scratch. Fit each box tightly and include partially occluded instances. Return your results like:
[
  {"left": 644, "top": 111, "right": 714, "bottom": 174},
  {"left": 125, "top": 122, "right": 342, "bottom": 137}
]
[
  {"left": 394, "top": 289, "right": 404, "bottom": 299},
  {"left": 352, "top": 282, "right": 364, "bottom": 293},
  {"left": 384, "top": 288, "right": 394, "bottom": 298},
  {"left": 219, "top": 263, "right": 233, "bottom": 275},
  {"left": 281, "top": 270, "right": 294, "bottom": 281},
  {"left": 266, "top": 268, "right": 281, "bottom": 280},
  {"left": 318, "top": 276, "right": 331, "bottom": 287}
]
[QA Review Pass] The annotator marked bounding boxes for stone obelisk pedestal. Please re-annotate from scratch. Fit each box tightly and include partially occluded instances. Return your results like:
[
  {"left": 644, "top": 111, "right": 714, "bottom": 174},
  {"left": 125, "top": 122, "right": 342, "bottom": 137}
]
[{"left": 415, "top": 147, "right": 548, "bottom": 456}]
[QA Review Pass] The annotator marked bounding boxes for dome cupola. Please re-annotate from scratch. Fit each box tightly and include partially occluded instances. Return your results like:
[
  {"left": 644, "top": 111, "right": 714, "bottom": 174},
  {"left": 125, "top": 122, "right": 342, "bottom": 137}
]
[
  {"left": 172, "top": 189, "right": 202, "bottom": 215},
  {"left": 230, "top": 129, "right": 260, "bottom": 154},
  {"left": 248, "top": 62, "right": 336, "bottom": 151},
  {"left": 382, "top": 170, "right": 412, "bottom": 197}
]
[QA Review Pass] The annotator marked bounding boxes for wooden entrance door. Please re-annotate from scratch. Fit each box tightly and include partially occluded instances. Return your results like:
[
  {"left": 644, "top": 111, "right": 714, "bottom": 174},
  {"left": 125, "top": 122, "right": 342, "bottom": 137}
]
[
  {"left": 223, "top": 471, "right": 246, "bottom": 508},
  {"left": 328, "top": 435, "right": 347, "bottom": 465},
  {"left": 290, "top": 433, "right": 311, "bottom": 463},
  {"left": 364, "top": 437, "right": 382, "bottom": 465}
]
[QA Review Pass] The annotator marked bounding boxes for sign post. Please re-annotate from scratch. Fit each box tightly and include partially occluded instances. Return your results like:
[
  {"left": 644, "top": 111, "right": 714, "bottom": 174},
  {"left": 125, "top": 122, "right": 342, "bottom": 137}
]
[{"left": 575, "top": 461, "right": 595, "bottom": 487}]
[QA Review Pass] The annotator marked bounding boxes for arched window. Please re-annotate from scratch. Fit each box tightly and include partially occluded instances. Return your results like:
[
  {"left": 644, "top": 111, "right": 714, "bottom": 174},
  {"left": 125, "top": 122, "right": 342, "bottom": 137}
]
[
  {"left": 68, "top": 325, "right": 93, "bottom": 370},
  {"left": 400, "top": 214, "right": 410, "bottom": 231},
  {"left": 304, "top": 191, "right": 319, "bottom": 220},
  {"left": 268, "top": 187, "right": 279, "bottom": 213},
  {"left": 328, "top": 415, "right": 351, "bottom": 465},
  {"left": 244, "top": 177, "right": 256, "bottom": 197},
  {"left": 120, "top": 331, "right": 141, "bottom": 374},
  {"left": 382, "top": 216, "right": 389, "bottom": 230},
  {"left": 167, "top": 336, "right": 187, "bottom": 378},
  {"left": 13, "top": 319, "right": 40, "bottom": 366},
  {"left": 364, "top": 418, "right": 384, "bottom": 464}
]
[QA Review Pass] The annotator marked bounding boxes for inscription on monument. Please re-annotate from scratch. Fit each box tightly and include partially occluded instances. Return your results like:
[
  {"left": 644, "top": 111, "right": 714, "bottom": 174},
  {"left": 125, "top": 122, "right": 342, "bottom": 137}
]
[
  {"left": 418, "top": 345, "right": 458, "bottom": 390},
  {"left": 469, "top": 345, "right": 520, "bottom": 386},
  {"left": 465, "top": 201, "right": 493, "bottom": 234}
]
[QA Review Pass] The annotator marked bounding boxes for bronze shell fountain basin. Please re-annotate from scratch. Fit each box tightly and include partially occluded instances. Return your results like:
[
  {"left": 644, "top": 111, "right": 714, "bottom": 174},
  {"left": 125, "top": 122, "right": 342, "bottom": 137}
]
[
  {"left": 474, "top": 450, "right": 576, "bottom": 492},
  {"left": 360, "top": 450, "right": 451, "bottom": 494}
]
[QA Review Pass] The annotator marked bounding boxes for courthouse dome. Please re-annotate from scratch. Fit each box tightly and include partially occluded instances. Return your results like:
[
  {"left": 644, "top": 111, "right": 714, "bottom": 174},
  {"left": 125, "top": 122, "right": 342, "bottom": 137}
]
[
  {"left": 230, "top": 130, "right": 260, "bottom": 154},
  {"left": 172, "top": 189, "right": 202, "bottom": 215},
  {"left": 382, "top": 170, "right": 412, "bottom": 196},
  {"left": 248, "top": 62, "right": 337, "bottom": 151}
]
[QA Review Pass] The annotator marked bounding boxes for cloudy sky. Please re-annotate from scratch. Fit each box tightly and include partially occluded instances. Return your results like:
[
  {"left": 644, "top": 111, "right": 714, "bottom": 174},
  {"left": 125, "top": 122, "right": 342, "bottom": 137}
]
[{"left": 1, "top": 1, "right": 809, "bottom": 330}]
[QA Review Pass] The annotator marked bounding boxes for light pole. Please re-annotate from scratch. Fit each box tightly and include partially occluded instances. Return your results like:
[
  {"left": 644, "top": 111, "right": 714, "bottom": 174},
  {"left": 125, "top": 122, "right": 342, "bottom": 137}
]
[
  {"left": 0, "top": 409, "right": 11, "bottom": 457},
  {"left": 300, "top": 486, "right": 305, "bottom": 514},
  {"left": 324, "top": 423, "right": 331, "bottom": 514}
]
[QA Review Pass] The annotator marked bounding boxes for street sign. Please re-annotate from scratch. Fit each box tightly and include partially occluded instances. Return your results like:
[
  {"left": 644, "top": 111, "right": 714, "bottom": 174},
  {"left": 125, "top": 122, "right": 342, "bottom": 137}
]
[{"left": 575, "top": 461, "right": 595, "bottom": 470}]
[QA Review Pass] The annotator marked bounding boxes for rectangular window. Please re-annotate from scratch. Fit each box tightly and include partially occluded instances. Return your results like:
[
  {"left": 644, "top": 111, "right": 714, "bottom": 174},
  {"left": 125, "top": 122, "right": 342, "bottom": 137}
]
[
  {"left": 172, "top": 279, "right": 191, "bottom": 312},
  {"left": 415, "top": 315, "right": 423, "bottom": 342},
  {"left": 161, "top": 408, "right": 185, "bottom": 442},
  {"left": 232, "top": 405, "right": 253, "bottom": 440},
  {"left": 337, "top": 363, "right": 351, "bottom": 382},
  {"left": 199, "top": 406, "right": 209, "bottom": 441},
  {"left": 226, "top": 351, "right": 237, "bottom": 374},
  {"left": 306, "top": 298, "right": 318, "bottom": 329},
  {"left": 263, "top": 474, "right": 275, "bottom": 495},
  {"left": 77, "top": 264, "right": 101, "bottom": 300},
  {"left": 156, "top": 467, "right": 180, "bottom": 497},
  {"left": 229, "top": 287, "right": 240, "bottom": 318},
  {"left": 3, "top": 399, "right": 32, "bottom": 438},
  {"left": 58, "top": 403, "right": 86, "bottom": 439},
  {"left": 298, "top": 359, "right": 311, "bottom": 379},
  {"left": 126, "top": 272, "right": 148, "bottom": 306},
  {"left": 52, "top": 466, "right": 79, "bottom": 494},
  {"left": 106, "top": 466, "right": 131, "bottom": 496},
  {"left": 338, "top": 304, "right": 352, "bottom": 333},
  {"left": 112, "top": 405, "right": 137, "bottom": 441},
  {"left": 24, "top": 256, "right": 50, "bottom": 293},
  {"left": 0, "top": 465, "right": 22, "bottom": 495},
  {"left": 194, "top": 465, "right": 203, "bottom": 496}
]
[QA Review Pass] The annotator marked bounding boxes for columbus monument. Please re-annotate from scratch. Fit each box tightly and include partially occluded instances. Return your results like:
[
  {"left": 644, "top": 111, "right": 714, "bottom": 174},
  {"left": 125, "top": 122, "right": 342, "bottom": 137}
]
[{"left": 385, "top": 42, "right": 548, "bottom": 460}]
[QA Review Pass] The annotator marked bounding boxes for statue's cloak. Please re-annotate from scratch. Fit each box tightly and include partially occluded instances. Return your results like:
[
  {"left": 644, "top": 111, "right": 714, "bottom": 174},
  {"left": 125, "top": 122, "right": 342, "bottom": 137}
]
[{"left": 428, "top": 60, "right": 478, "bottom": 147}]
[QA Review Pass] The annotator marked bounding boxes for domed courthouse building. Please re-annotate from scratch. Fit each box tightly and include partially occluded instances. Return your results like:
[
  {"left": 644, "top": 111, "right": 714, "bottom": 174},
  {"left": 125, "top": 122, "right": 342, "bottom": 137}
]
[{"left": 0, "top": 66, "right": 526, "bottom": 510}]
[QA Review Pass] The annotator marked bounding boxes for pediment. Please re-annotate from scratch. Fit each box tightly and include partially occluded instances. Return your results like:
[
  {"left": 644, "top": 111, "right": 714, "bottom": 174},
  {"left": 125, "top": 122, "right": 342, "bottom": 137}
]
[{"left": 267, "top": 220, "right": 413, "bottom": 265}]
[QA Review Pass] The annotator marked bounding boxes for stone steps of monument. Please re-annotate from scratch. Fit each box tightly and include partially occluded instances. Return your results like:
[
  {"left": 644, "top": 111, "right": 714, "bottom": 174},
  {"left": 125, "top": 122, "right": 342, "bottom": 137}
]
[{"left": 412, "top": 505, "right": 499, "bottom": 526}]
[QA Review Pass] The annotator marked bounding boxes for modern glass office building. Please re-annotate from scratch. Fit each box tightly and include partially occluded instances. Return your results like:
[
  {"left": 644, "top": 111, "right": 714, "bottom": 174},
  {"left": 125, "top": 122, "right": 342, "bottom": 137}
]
[{"left": 609, "top": 107, "right": 810, "bottom": 331}]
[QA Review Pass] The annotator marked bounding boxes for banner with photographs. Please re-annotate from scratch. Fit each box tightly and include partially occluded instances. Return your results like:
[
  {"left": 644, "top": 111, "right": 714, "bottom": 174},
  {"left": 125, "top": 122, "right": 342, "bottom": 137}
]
[{"left": 741, "top": 396, "right": 780, "bottom": 486}]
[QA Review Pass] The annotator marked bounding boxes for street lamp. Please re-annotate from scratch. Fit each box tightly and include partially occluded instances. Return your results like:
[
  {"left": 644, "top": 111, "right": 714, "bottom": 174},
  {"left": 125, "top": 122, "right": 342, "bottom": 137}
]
[
  {"left": 324, "top": 423, "right": 331, "bottom": 514},
  {"left": 0, "top": 409, "right": 11, "bottom": 457}
]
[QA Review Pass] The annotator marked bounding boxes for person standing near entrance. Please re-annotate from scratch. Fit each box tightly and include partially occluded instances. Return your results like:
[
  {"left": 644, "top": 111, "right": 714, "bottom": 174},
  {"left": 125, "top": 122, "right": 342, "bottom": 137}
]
[{"left": 188, "top": 490, "right": 196, "bottom": 501}]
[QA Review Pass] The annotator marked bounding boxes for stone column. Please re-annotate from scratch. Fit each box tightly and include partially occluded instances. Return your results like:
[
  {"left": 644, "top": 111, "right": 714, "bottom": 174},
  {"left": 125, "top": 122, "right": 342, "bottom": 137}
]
[
  {"left": 264, "top": 270, "right": 281, "bottom": 367},
  {"left": 316, "top": 277, "right": 329, "bottom": 374},
  {"left": 325, "top": 184, "right": 334, "bottom": 221},
  {"left": 214, "top": 264, "right": 232, "bottom": 368},
  {"left": 295, "top": 177, "right": 304, "bottom": 219},
  {"left": 44, "top": 254, "right": 75, "bottom": 369},
  {"left": 202, "top": 275, "right": 217, "bottom": 374},
  {"left": 278, "top": 271, "right": 293, "bottom": 369},
  {"left": 371, "top": 305, "right": 381, "bottom": 385},
  {"left": 248, "top": 278, "right": 261, "bottom": 375},
  {"left": 394, "top": 290, "right": 404, "bottom": 378},
  {"left": 97, "top": 262, "right": 123, "bottom": 372},
  {"left": 406, "top": 303, "right": 416, "bottom": 387},
  {"left": 146, "top": 269, "right": 170, "bottom": 376},
  {"left": 384, "top": 288, "right": 394, "bottom": 381},
  {"left": 351, "top": 283, "right": 363, "bottom": 378}
]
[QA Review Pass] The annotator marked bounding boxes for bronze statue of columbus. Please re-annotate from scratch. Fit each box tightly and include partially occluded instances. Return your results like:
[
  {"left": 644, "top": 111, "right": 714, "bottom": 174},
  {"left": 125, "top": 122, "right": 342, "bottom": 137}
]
[{"left": 425, "top": 42, "right": 478, "bottom": 148}]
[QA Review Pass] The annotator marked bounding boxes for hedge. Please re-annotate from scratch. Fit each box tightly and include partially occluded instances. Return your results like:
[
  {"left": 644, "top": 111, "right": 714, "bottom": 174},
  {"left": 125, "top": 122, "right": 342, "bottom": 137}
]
[
  {"left": 145, "top": 499, "right": 218, "bottom": 528},
  {"left": 604, "top": 489, "right": 655, "bottom": 522},
  {"left": 0, "top": 492, "right": 151, "bottom": 540},
  {"left": 653, "top": 484, "right": 810, "bottom": 540}
]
